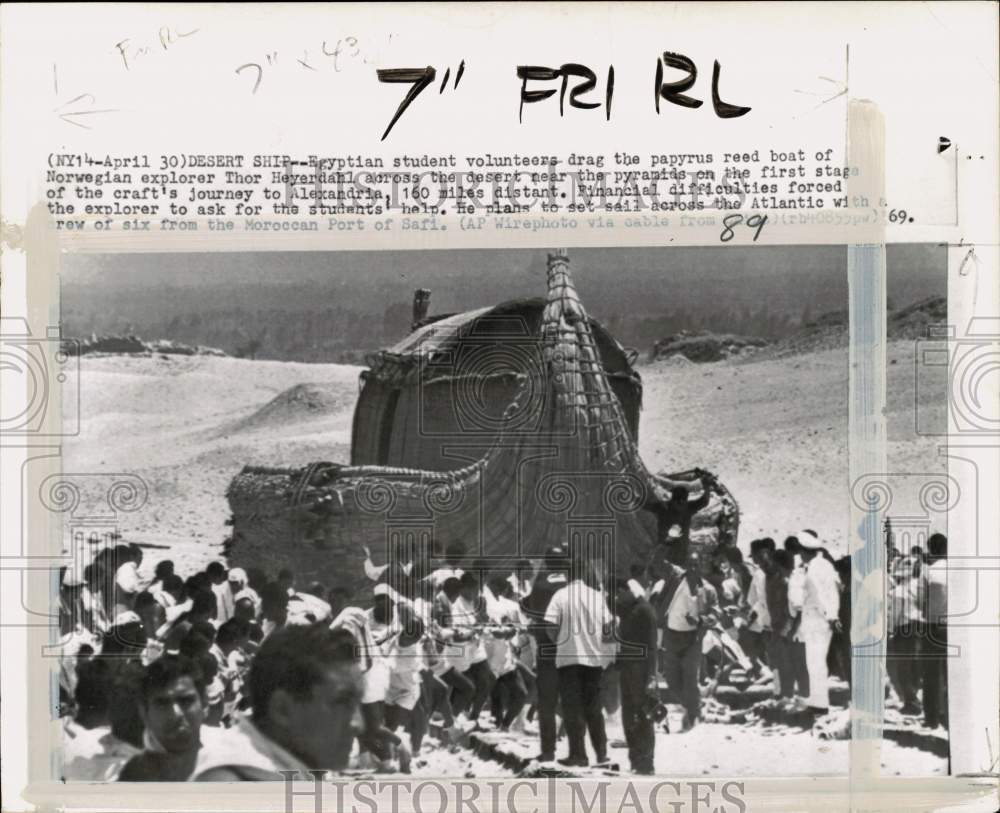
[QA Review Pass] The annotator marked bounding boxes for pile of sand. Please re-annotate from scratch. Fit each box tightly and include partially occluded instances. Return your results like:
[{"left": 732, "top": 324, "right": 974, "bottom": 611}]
[{"left": 226, "top": 383, "right": 356, "bottom": 434}]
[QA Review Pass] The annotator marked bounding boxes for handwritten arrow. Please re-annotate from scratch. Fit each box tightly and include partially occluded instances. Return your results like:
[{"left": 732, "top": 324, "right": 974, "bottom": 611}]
[
  {"left": 793, "top": 75, "right": 848, "bottom": 109},
  {"left": 53, "top": 93, "right": 118, "bottom": 129}
]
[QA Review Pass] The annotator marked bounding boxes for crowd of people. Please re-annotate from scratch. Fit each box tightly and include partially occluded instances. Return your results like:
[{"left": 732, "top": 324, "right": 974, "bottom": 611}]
[{"left": 57, "top": 529, "right": 948, "bottom": 781}]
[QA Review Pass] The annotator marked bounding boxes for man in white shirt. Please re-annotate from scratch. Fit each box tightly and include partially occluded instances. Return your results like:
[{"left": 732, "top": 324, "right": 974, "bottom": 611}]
[
  {"left": 485, "top": 576, "right": 528, "bottom": 731},
  {"left": 794, "top": 531, "right": 840, "bottom": 713},
  {"left": 544, "top": 560, "right": 616, "bottom": 767},
  {"left": 452, "top": 573, "right": 492, "bottom": 727},
  {"left": 206, "top": 562, "right": 235, "bottom": 624},
  {"left": 330, "top": 599, "right": 408, "bottom": 770},
  {"left": 652, "top": 549, "right": 718, "bottom": 729},
  {"left": 744, "top": 538, "right": 774, "bottom": 672},
  {"left": 784, "top": 535, "right": 811, "bottom": 703}
]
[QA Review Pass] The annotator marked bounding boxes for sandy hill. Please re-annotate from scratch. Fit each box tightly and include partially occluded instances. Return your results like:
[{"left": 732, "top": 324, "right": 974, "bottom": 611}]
[
  {"left": 745, "top": 297, "right": 947, "bottom": 362},
  {"left": 62, "top": 340, "right": 946, "bottom": 573}
]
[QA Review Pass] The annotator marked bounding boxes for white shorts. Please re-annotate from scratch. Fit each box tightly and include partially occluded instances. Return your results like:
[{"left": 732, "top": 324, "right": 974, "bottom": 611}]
[
  {"left": 385, "top": 674, "right": 422, "bottom": 711},
  {"left": 362, "top": 661, "right": 391, "bottom": 704}
]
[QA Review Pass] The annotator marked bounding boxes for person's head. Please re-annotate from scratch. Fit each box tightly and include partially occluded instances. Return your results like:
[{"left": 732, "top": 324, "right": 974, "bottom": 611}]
[
  {"left": 306, "top": 581, "right": 326, "bottom": 599},
  {"left": 614, "top": 578, "right": 637, "bottom": 612},
  {"left": 128, "top": 544, "right": 144, "bottom": 567},
  {"left": 751, "top": 538, "right": 776, "bottom": 570},
  {"left": 277, "top": 569, "right": 295, "bottom": 592},
  {"left": 134, "top": 590, "right": 156, "bottom": 614},
  {"left": 458, "top": 572, "right": 480, "bottom": 603},
  {"left": 887, "top": 544, "right": 901, "bottom": 563},
  {"left": 327, "top": 586, "right": 350, "bottom": 616},
  {"left": 670, "top": 485, "right": 689, "bottom": 503},
  {"left": 371, "top": 590, "right": 394, "bottom": 624},
  {"left": 205, "top": 561, "right": 227, "bottom": 586},
  {"left": 162, "top": 574, "right": 186, "bottom": 603},
  {"left": 196, "top": 653, "right": 219, "bottom": 686},
  {"left": 772, "top": 549, "right": 793, "bottom": 576},
  {"left": 797, "top": 529, "right": 823, "bottom": 561},
  {"left": 248, "top": 624, "right": 363, "bottom": 772},
  {"left": 713, "top": 548, "right": 733, "bottom": 577},
  {"left": 154, "top": 560, "right": 175, "bottom": 583},
  {"left": 74, "top": 657, "right": 113, "bottom": 726},
  {"left": 444, "top": 541, "right": 466, "bottom": 568},
  {"left": 629, "top": 563, "right": 645, "bottom": 580},
  {"left": 215, "top": 619, "right": 247, "bottom": 655},
  {"left": 515, "top": 558, "right": 532, "bottom": 577},
  {"left": 138, "top": 655, "right": 206, "bottom": 755},
  {"left": 928, "top": 533, "right": 947, "bottom": 561},
  {"left": 189, "top": 589, "right": 217, "bottom": 624},
  {"left": 227, "top": 567, "right": 248, "bottom": 592},
  {"left": 234, "top": 596, "right": 256, "bottom": 622},
  {"left": 685, "top": 549, "right": 703, "bottom": 578},
  {"left": 783, "top": 536, "right": 802, "bottom": 556},
  {"left": 442, "top": 576, "right": 461, "bottom": 602},
  {"left": 715, "top": 545, "right": 743, "bottom": 577},
  {"left": 488, "top": 574, "right": 510, "bottom": 601}
]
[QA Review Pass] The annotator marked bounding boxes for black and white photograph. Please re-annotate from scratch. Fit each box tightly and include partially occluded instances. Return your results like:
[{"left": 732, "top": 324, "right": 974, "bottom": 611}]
[
  {"left": 2, "top": 4, "right": 997, "bottom": 811},
  {"left": 55, "top": 244, "right": 951, "bottom": 781}
]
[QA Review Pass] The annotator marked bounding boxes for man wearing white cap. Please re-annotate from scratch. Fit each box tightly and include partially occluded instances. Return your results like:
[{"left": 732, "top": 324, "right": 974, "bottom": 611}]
[
  {"left": 794, "top": 530, "right": 841, "bottom": 714},
  {"left": 227, "top": 568, "right": 260, "bottom": 615}
]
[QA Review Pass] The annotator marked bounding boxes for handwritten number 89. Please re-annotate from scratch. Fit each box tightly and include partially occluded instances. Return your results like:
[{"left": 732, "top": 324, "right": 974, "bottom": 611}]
[{"left": 720, "top": 213, "right": 767, "bottom": 243}]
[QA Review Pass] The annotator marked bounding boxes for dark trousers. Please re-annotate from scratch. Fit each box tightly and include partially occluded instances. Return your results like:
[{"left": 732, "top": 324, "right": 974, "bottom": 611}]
[
  {"left": 767, "top": 633, "right": 796, "bottom": 698},
  {"left": 791, "top": 639, "right": 810, "bottom": 698},
  {"left": 557, "top": 664, "right": 608, "bottom": 762},
  {"left": 535, "top": 656, "right": 559, "bottom": 757},
  {"left": 518, "top": 663, "right": 537, "bottom": 708},
  {"left": 921, "top": 623, "right": 948, "bottom": 728},
  {"left": 359, "top": 701, "right": 400, "bottom": 760},
  {"left": 462, "top": 659, "right": 494, "bottom": 722},
  {"left": 441, "top": 667, "right": 475, "bottom": 717},
  {"left": 740, "top": 629, "right": 768, "bottom": 670},
  {"left": 661, "top": 628, "right": 701, "bottom": 723},
  {"left": 490, "top": 668, "right": 528, "bottom": 729},
  {"left": 829, "top": 625, "right": 852, "bottom": 687},
  {"left": 888, "top": 624, "right": 921, "bottom": 707},
  {"left": 601, "top": 663, "right": 621, "bottom": 715},
  {"left": 619, "top": 663, "right": 654, "bottom": 774},
  {"left": 385, "top": 694, "right": 427, "bottom": 752}
]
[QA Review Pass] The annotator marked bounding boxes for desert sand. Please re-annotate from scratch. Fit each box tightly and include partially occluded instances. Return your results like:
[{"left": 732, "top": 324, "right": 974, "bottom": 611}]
[
  {"left": 60, "top": 339, "right": 949, "bottom": 778},
  {"left": 62, "top": 338, "right": 944, "bottom": 568}
]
